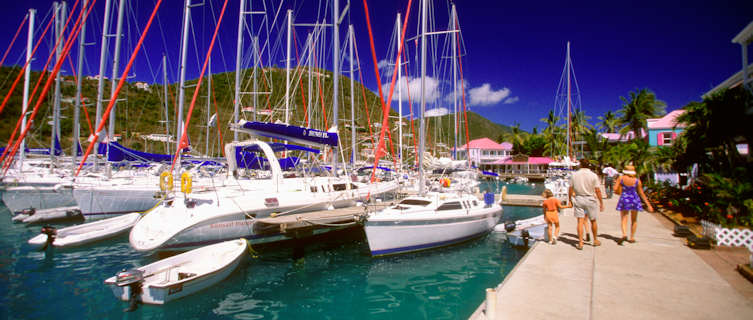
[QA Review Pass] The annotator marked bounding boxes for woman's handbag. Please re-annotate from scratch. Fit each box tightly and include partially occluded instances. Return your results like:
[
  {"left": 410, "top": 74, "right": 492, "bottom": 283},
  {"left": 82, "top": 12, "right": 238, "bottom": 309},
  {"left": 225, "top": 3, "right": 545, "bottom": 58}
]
[{"left": 613, "top": 177, "right": 622, "bottom": 195}]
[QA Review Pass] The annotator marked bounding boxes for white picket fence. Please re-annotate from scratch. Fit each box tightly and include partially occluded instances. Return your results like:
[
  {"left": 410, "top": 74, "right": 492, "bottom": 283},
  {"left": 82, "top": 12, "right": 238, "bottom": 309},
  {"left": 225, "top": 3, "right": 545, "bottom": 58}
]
[{"left": 701, "top": 220, "right": 753, "bottom": 251}]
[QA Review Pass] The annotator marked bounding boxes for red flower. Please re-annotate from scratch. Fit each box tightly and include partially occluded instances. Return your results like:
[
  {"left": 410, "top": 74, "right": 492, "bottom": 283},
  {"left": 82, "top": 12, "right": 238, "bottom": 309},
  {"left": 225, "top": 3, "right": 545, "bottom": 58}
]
[
  {"left": 704, "top": 202, "right": 709, "bottom": 206},
  {"left": 727, "top": 214, "right": 733, "bottom": 219}
]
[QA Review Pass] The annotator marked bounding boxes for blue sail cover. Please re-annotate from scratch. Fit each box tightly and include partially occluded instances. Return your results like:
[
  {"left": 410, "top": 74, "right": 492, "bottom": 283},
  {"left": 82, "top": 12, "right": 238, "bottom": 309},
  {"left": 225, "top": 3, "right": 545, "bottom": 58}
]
[
  {"left": 97, "top": 142, "right": 173, "bottom": 163},
  {"left": 1, "top": 134, "right": 65, "bottom": 156},
  {"left": 237, "top": 121, "right": 338, "bottom": 147}
]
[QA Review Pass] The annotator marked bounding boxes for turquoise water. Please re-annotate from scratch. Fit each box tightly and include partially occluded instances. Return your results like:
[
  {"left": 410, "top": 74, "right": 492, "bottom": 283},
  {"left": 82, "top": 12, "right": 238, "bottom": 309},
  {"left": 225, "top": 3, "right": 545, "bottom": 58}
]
[{"left": 0, "top": 182, "right": 541, "bottom": 319}]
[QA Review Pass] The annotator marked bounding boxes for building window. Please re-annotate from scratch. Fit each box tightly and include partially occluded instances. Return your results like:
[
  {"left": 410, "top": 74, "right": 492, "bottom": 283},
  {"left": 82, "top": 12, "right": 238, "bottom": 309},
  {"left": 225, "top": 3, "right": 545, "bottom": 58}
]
[{"left": 662, "top": 132, "right": 673, "bottom": 146}]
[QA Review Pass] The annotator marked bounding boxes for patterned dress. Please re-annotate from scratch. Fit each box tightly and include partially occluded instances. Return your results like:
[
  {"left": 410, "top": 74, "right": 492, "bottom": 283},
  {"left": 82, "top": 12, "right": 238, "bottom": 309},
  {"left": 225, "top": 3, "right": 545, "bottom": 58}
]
[{"left": 616, "top": 178, "right": 643, "bottom": 211}]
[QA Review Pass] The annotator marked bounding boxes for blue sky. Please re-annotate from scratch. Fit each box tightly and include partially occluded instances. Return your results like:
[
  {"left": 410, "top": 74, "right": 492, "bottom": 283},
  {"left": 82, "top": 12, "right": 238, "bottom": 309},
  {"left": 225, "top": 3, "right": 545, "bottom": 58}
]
[{"left": 1, "top": 0, "right": 751, "bottom": 132}]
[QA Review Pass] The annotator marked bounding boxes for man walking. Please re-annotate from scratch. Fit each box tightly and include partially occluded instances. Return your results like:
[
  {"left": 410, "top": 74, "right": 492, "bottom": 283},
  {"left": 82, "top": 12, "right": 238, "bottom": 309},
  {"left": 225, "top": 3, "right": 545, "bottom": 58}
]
[
  {"left": 569, "top": 158, "right": 604, "bottom": 250},
  {"left": 602, "top": 164, "right": 618, "bottom": 199}
]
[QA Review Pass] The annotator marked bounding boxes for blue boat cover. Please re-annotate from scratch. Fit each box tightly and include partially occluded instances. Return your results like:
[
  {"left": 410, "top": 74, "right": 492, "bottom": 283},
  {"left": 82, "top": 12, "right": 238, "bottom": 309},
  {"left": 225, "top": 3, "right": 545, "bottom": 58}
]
[
  {"left": 98, "top": 142, "right": 173, "bottom": 163},
  {"left": 481, "top": 170, "right": 499, "bottom": 177},
  {"left": 238, "top": 121, "right": 338, "bottom": 147}
]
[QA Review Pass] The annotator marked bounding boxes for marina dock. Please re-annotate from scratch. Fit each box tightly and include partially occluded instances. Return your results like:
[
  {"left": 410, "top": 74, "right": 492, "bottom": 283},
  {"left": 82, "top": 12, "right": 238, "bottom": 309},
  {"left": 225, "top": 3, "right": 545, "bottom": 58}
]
[
  {"left": 498, "top": 187, "right": 544, "bottom": 207},
  {"left": 470, "top": 196, "right": 753, "bottom": 319}
]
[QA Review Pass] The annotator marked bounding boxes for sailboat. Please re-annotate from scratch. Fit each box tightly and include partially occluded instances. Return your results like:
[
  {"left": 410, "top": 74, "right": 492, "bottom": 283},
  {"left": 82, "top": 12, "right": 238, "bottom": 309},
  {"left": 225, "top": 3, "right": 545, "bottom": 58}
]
[{"left": 363, "top": 2, "right": 502, "bottom": 256}]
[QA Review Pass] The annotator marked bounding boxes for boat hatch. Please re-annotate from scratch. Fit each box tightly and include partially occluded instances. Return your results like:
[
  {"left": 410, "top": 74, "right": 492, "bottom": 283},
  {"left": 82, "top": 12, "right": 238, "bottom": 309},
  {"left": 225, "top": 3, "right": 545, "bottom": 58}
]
[
  {"left": 397, "top": 199, "right": 431, "bottom": 207},
  {"left": 437, "top": 201, "right": 463, "bottom": 211}
]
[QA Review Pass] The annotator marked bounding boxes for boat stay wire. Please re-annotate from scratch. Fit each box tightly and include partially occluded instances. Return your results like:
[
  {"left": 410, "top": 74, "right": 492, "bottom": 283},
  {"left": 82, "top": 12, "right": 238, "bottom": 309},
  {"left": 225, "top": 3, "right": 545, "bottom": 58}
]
[
  {"left": 75, "top": 0, "right": 163, "bottom": 176},
  {"left": 0, "top": 13, "right": 29, "bottom": 67},
  {"left": 170, "top": 0, "right": 229, "bottom": 172}
]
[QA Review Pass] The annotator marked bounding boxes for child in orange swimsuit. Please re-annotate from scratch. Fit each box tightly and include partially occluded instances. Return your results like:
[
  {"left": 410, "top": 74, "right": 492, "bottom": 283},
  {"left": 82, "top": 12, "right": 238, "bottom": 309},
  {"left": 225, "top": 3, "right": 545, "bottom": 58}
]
[{"left": 542, "top": 189, "right": 572, "bottom": 245}]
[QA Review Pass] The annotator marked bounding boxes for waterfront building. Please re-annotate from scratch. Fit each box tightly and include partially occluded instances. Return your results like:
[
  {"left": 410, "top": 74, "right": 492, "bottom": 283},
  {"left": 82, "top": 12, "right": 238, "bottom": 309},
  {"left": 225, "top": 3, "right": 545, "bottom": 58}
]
[
  {"left": 647, "top": 109, "right": 686, "bottom": 147},
  {"left": 454, "top": 138, "right": 511, "bottom": 167}
]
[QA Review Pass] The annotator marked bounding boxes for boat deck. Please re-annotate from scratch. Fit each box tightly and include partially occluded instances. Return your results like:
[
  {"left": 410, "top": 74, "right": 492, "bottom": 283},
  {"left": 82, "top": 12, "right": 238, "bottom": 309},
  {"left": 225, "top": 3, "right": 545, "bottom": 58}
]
[
  {"left": 469, "top": 196, "right": 753, "bottom": 319},
  {"left": 254, "top": 201, "right": 397, "bottom": 235}
]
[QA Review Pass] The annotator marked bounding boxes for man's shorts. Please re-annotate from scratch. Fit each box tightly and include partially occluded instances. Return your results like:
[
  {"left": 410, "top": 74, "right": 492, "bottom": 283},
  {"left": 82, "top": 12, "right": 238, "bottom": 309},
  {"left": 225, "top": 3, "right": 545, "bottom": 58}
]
[{"left": 573, "top": 195, "right": 599, "bottom": 220}]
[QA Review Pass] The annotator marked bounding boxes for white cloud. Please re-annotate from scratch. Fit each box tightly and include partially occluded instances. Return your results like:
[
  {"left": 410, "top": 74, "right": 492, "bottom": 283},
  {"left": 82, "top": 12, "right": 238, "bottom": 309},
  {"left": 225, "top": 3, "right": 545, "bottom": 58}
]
[
  {"left": 380, "top": 76, "right": 441, "bottom": 103},
  {"left": 468, "top": 83, "right": 510, "bottom": 106},
  {"left": 503, "top": 96, "right": 519, "bottom": 104},
  {"left": 424, "top": 107, "right": 449, "bottom": 118}
]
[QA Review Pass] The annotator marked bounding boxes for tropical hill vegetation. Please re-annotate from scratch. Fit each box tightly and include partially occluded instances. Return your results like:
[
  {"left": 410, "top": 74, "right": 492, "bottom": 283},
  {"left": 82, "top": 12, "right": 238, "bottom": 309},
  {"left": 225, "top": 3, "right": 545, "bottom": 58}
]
[{"left": 0, "top": 66, "right": 513, "bottom": 159}]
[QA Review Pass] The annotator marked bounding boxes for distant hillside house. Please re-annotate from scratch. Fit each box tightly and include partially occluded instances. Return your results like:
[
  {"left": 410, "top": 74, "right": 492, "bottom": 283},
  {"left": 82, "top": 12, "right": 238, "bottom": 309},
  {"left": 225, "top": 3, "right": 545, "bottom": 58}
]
[
  {"left": 454, "top": 138, "right": 511, "bottom": 167},
  {"left": 600, "top": 129, "right": 646, "bottom": 143},
  {"left": 85, "top": 74, "right": 108, "bottom": 81},
  {"left": 647, "top": 109, "right": 686, "bottom": 147},
  {"left": 134, "top": 81, "right": 150, "bottom": 91}
]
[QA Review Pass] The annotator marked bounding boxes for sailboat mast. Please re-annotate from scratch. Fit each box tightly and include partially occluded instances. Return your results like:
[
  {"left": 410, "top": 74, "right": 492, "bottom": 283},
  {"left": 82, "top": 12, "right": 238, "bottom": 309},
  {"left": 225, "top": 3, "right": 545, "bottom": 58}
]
[
  {"left": 19, "top": 8, "right": 35, "bottom": 168},
  {"left": 175, "top": 0, "right": 192, "bottom": 175},
  {"left": 332, "top": 0, "right": 340, "bottom": 173},
  {"left": 107, "top": 0, "right": 126, "bottom": 177},
  {"left": 51, "top": 2, "right": 64, "bottom": 167},
  {"left": 72, "top": 0, "right": 88, "bottom": 173},
  {"left": 451, "top": 4, "right": 457, "bottom": 160},
  {"left": 93, "top": 0, "right": 112, "bottom": 171},
  {"left": 162, "top": 55, "right": 169, "bottom": 152},
  {"left": 233, "top": 0, "right": 245, "bottom": 141},
  {"left": 206, "top": 57, "right": 211, "bottom": 156},
  {"left": 566, "top": 41, "right": 571, "bottom": 160},
  {"left": 349, "top": 25, "right": 356, "bottom": 164},
  {"left": 252, "top": 36, "right": 258, "bottom": 122},
  {"left": 418, "top": 0, "right": 427, "bottom": 195},
  {"left": 285, "top": 9, "right": 292, "bottom": 125},
  {"left": 307, "top": 33, "right": 312, "bottom": 127},
  {"left": 396, "top": 13, "right": 403, "bottom": 171}
]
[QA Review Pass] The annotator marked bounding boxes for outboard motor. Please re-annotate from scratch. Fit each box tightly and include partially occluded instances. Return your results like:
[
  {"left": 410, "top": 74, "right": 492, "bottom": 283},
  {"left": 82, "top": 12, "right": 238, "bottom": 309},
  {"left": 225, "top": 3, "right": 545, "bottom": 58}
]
[
  {"left": 40, "top": 225, "right": 57, "bottom": 250},
  {"left": 115, "top": 269, "right": 144, "bottom": 312},
  {"left": 17, "top": 208, "right": 36, "bottom": 216},
  {"left": 521, "top": 229, "right": 531, "bottom": 247},
  {"left": 504, "top": 221, "right": 517, "bottom": 233}
]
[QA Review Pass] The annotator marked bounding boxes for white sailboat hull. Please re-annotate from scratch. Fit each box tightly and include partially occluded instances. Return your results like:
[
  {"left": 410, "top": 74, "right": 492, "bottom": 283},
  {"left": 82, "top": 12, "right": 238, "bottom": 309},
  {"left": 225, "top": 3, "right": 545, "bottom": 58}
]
[
  {"left": 73, "top": 186, "right": 159, "bottom": 218},
  {"left": 2, "top": 185, "right": 77, "bottom": 213}
]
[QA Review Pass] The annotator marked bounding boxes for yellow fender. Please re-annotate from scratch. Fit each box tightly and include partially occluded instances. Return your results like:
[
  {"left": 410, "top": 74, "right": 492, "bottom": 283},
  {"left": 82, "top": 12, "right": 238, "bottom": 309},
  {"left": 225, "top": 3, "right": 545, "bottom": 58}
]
[
  {"left": 159, "top": 172, "right": 173, "bottom": 192},
  {"left": 180, "top": 172, "right": 192, "bottom": 194}
]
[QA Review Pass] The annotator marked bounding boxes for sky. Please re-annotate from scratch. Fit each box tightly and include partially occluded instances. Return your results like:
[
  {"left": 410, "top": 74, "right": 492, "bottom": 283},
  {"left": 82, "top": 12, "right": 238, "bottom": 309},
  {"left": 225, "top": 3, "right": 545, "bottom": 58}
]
[{"left": 1, "top": 0, "right": 752, "bottom": 133}]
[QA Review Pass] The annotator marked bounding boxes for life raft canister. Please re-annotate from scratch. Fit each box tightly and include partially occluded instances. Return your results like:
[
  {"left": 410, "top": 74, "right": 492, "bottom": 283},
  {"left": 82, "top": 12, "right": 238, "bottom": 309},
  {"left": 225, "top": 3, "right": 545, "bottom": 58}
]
[
  {"left": 159, "top": 172, "right": 173, "bottom": 192},
  {"left": 180, "top": 172, "right": 192, "bottom": 194}
]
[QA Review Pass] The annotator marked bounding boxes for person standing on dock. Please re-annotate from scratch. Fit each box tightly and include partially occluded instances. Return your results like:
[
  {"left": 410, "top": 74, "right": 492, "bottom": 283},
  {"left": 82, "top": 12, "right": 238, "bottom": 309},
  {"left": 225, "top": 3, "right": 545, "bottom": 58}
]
[
  {"left": 568, "top": 158, "right": 604, "bottom": 250},
  {"left": 542, "top": 189, "right": 572, "bottom": 245},
  {"left": 602, "top": 164, "right": 619, "bottom": 199},
  {"left": 614, "top": 165, "right": 653, "bottom": 245}
]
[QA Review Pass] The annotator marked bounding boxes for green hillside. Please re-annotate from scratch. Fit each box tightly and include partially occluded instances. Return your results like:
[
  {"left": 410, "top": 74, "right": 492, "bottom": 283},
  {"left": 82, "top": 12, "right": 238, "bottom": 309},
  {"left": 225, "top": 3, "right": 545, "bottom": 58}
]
[{"left": 0, "top": 66, "right": 513, "bottom": 159}]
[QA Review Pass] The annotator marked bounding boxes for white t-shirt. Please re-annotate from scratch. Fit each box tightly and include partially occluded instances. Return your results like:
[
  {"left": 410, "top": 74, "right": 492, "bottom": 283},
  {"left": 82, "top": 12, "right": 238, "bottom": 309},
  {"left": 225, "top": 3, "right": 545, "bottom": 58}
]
[
  {"left": 570, "top": 168, "right": 600, "bottom": 197},
  {"left": 602, "top": 167, "right": 618, "bottom": 178}
]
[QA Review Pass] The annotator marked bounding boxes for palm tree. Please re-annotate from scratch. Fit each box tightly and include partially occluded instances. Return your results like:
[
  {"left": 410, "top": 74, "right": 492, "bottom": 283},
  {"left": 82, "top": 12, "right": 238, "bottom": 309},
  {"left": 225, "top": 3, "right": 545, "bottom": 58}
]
[
  {"left": 570, "top": 109, "right": 592, "bottom": 142},
  {"left": 597, "top": 110, "right": 619, "bottom": 133},
  {"left": 617, "top": 88, "right": 666, "bottom": 140},
  {"left": 540, "top": 110, "right": 561, "bottom": 156}
]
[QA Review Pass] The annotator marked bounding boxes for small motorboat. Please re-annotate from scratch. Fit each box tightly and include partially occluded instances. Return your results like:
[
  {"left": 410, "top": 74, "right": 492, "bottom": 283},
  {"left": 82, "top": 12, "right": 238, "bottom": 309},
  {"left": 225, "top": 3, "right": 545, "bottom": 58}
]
[
  {"left": 494, "top": 215, "right": 548, "bottom": 248},
  {"left": 28, "top": 212, "right": 142, "bottom": 250},
  {"left": 104, "top": 239, "right": 248, "bottom": 308},
  {"left": 12, "top": 206, "right": 84, "bottom": 224}
]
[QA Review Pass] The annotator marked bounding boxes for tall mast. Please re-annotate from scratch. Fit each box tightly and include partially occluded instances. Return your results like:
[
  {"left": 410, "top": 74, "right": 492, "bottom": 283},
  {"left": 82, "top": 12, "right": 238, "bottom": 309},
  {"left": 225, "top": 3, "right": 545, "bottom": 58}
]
[
  {"left": 162, "top": 55, "right": 169, "bottom": 152},
  {"left": 418, "top": 0, "right": 427, "bottom": 195},
  {"left": 349, "top": 25, "right": 355, "bottom": 164},
  {"left": 19, "top": 8, "right": 35, "bottom": 167},
  {"left": 307, "top": 33, "right": 312, "bottom": 127},
  {"left": 107, "top": 0, "right": 126, "bottom": 177},
  {"left": 332, "top": 0, "right": 340, "bottom": 172},
  {"left": 396, "top": 13, "right": 403, "bottom": 171},
  {"left": 451, "top": 4, "right": 457, "bottom": 160},
  {"left": 285, "top": 9, "right": 292, "bottom": 125},
  {"left": 233, "top": 0, "right": 245, "bottom": 141},
  {"left": 205, "top": 57, "right": 211, "bottom": 156},
  {"left": 252, "top": 36, "right": 258, "bottom": 122},
  {"left": 175, "top": 0, "right": 192, "bottom": 175},
  {"left": 566, "top": 41, "right": 571, "bottom": 160},
  {"left": 93, "top": 0, "right": 112, "bottom": 171},
  {"left": 51, "top": 1, "right": 65, "bottom": 167},
  {"left": 72, "top": 0, "right": 88, "bottom": 173}
]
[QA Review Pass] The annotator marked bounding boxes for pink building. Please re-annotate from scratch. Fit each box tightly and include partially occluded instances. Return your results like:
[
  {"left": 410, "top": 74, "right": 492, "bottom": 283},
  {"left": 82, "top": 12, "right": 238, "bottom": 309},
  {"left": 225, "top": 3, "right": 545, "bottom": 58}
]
[{"left": 454, "top": 138, "right": 512, "bottom": 167}]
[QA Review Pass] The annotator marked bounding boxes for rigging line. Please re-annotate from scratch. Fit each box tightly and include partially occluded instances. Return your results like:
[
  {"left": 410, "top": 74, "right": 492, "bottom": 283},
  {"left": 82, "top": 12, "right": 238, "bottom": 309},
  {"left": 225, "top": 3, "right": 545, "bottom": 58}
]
[
  {"left": 66, "top": 54, "right": 94, "bottom": 135},
  {"left": 126, "top": 3, "right": 159, "bottom": 84},
  {"left": 0, "top": 13, "right": 29, "bottom": 67},
  {"left": 3, "top": 0, "right": 92, "bottom": 172},
  {"left": 74, "top": 0, "right": 162, "bottom": 176},
  {"left": 0, "top": 7, "right": 59, "bottom": 164},
  {"left": 170, "top": 0, "right": 229, "bottom": 172},
  {"left": 362, "top": 0, "right": 413, "bottom": 182},
  {"left": 352, "top": 35, "right": 375, "bottom": 149},
  {"left": 206, "top": 0, "right": 232, "bottom": 96},
  {"left": 402, "top": 47, "right": 418, "bottom": 166},
  {"left": 0, "top": 6, "right": 58, "bottom": 117},
  {"left": 292, "top": 30, "right": 308, "bottom": 126},
  {"left": 210, "top": 79, "right": 224, "bottom": 158},
  {"left": 311, "top": 30, "right": 328, "bottom": 130},
  {"left": 454, "top": 15, "right": 471, "bottom": 169}
]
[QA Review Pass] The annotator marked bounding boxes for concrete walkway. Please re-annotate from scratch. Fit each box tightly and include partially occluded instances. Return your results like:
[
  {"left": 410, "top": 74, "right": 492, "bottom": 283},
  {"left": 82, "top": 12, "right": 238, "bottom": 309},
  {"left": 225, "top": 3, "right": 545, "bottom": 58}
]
[{"left": 470, "top": 196, "right": 753, "bottom": 320}]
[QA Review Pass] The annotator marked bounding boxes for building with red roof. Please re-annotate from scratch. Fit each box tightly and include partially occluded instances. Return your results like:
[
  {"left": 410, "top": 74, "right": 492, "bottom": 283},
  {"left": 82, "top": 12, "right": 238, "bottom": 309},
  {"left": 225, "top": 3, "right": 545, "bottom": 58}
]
[{"left": 454, "top": 138, "right": 512, "bottom": 167}]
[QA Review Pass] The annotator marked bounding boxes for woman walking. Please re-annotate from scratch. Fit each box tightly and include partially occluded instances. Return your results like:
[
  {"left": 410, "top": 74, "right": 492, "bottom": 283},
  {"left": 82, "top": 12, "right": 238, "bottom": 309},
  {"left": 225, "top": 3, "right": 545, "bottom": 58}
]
[{"left": 614, "top": 165, "right": 653, "bottom": 245}]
